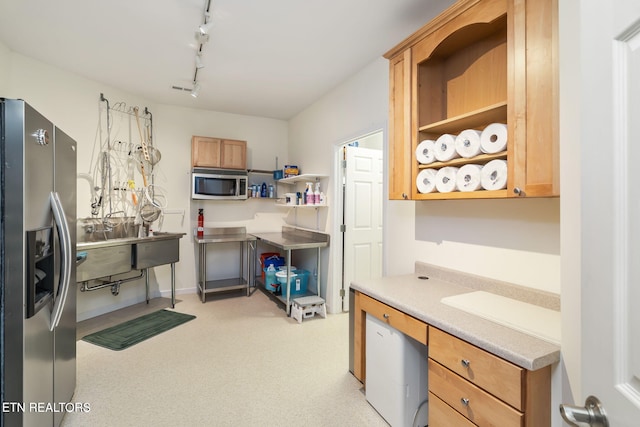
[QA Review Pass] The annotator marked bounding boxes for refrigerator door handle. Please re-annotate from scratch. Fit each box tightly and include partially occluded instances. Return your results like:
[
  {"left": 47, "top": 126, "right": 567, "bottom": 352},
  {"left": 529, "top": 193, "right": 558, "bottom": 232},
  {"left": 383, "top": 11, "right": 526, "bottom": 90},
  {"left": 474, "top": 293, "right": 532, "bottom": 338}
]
[{"left": 50, "top": 191, "right": 72, "bottom": 331}]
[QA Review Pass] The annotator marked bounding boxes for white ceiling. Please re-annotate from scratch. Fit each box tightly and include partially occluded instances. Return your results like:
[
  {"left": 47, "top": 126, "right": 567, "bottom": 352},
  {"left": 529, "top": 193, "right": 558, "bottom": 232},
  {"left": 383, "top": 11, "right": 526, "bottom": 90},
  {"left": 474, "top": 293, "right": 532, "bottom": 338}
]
[{"left": 0, "top": 0, "right": 454, "bottom": 120}]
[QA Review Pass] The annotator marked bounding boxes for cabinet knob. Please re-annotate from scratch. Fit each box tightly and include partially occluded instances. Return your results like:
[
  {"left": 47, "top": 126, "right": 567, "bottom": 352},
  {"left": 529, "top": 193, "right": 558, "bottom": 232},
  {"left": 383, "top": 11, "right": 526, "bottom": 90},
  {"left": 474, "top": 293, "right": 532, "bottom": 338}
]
[
  {"left": 513, "top": 187, "right": 525, "bottom": 196},
  {"left": 402, "top": 193, "right": 408, "bottom": 199},
  {"left": 383, "top": 313, "right": 389, "bottom": 319},
  {"left": 461, "top": 398, "right": 470, "bottom": 406},
  {"left": 461, "top": 359, "right": 470, "bottom": 368}
]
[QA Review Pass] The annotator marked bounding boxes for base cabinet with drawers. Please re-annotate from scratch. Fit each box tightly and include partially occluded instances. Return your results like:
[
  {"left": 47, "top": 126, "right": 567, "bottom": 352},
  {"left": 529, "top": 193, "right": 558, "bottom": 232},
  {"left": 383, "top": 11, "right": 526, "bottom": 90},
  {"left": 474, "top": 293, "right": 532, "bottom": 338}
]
[
  {"left": 352, "top": 291, "right": 551, "bottom": 426},
  {"left": 429, "top": 327, "right": 550, "bottom": 426}
]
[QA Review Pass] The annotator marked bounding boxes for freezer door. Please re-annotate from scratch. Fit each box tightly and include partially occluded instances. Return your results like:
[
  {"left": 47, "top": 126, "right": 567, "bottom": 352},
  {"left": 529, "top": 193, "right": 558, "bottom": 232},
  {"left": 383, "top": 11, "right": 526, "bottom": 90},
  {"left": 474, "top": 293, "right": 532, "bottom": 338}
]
[{"left": 4, "top": 100, "right": 57, "bottom": 427}]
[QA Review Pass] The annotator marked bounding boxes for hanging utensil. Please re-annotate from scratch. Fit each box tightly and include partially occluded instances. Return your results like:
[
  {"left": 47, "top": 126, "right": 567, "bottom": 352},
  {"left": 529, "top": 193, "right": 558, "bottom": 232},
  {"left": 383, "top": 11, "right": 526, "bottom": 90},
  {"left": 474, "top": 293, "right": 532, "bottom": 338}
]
[{"left": 133, "top": 106, "right": 161, "bottom": 169}]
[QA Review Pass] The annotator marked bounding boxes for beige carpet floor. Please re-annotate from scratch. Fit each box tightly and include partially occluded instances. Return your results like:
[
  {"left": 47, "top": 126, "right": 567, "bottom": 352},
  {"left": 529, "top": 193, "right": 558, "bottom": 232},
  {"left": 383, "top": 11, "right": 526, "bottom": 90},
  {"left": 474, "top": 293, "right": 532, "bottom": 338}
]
[{"left": 63, "top": 290, "right": 388, "bottom": 427}]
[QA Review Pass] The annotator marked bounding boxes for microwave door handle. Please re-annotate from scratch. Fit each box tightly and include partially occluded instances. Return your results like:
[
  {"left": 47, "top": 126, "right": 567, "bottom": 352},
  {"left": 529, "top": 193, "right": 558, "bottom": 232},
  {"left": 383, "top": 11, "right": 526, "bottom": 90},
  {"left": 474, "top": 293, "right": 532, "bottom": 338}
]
[{"left": 49, "top": 191, "right": 72, "bottom": 331}]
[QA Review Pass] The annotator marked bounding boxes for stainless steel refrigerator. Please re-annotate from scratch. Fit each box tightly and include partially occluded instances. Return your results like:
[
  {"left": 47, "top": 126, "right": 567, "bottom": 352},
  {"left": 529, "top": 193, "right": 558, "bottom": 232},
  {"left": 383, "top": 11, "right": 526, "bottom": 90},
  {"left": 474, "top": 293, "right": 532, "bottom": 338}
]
[{"left": 1, "top": 99, "right": 77, "bottom": 427}]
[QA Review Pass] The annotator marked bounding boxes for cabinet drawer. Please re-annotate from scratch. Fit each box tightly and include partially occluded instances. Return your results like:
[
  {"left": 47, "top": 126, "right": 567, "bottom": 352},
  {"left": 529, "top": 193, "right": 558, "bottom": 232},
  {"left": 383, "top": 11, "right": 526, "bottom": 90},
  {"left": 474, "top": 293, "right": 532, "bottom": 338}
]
[
  {"left": 429, "top": 392, "right": 476, "bottom": 427},
  {"left": 429, "top": 359, "right": 523, "bottom": 427},
  {"left": 358, "top": 293, "right": 427, "bottom": 345},
  {"left": 429, "top": 327, "right": 523, "bottom": 410}
]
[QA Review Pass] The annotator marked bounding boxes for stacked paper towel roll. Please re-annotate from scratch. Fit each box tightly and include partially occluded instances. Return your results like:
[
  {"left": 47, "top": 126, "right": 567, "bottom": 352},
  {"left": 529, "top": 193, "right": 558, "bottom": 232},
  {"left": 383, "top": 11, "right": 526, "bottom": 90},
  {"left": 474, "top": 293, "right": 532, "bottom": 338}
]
[
  {"left": 480, "top": 123, "right": 508, "bottom": 154},
  {"left": 434, "top": 134, "right": 460, "bottom": 162},
  {"left": 455, "top": 129, "right": 483, "bottom": 158},
  {"left": 415, "top": 169, "right": 437, "bottom": 193},
  {"left": 435, "top": 167, "right": 459, "bottom": 193},
  {"left": 415, "top": 139, "right": 436, "bottom": 164},
  {"left": 456, "top": 164, "right": 483, "bottom": 192},
  {"left": 481, "top": 159, "right": 508, "bottom": 190}
]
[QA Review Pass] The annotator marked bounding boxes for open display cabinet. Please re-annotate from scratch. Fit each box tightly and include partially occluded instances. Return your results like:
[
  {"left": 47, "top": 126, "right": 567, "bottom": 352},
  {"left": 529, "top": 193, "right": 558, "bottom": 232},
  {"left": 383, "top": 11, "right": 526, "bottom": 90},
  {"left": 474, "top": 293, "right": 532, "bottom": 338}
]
[{"left": 386, "top": 0, "right": 558, "bottom": 200}]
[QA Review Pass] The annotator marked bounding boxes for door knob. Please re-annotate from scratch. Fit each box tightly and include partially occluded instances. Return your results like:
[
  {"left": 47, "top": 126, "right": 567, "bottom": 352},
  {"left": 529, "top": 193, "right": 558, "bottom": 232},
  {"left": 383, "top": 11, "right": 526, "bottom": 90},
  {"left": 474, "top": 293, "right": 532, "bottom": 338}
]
[{"left": 559, "top": 395, "right": 609, "bottom": 427}]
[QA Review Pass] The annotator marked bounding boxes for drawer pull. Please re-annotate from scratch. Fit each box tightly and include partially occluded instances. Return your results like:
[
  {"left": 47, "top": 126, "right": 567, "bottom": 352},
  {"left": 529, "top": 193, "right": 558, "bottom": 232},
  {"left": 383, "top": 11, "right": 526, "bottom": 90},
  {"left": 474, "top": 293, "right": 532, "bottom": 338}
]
[
  {"left": 461, "top": 359, "right": 471, "bottom": 368},
  {"left": 461, "top": 398, "right": 470, "bottom": 406},
  {"left": 383, "top": 313, "right": 389, "bottom": 319}
]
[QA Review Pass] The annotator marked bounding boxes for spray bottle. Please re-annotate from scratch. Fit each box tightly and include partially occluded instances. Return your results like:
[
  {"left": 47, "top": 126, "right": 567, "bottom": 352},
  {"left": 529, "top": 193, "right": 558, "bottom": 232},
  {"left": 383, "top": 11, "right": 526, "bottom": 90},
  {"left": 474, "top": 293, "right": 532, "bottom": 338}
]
[
  {"left": 197, "top": 208, "right": 204, "bottom": 238},
  {"left": 305, "top": 182, "right": 314, "bottom": 205}
]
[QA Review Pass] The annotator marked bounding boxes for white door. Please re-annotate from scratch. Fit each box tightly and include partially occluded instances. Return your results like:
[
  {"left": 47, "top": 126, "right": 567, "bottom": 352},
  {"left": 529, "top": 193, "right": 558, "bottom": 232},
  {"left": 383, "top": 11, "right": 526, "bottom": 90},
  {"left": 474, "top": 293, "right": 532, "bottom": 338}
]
[
  {"left": 343, "top": 146, "right": 383, "bottom": 311},
  {"left": 563, "top": 0, "right": 640, "bottom": 424}
]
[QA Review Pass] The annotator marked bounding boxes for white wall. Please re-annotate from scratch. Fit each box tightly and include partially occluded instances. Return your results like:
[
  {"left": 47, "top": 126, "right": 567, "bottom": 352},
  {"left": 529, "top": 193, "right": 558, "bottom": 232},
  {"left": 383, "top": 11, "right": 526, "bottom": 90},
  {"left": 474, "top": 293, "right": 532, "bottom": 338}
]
[
  {"left": 558, "top": 0, "right": 582, "bottom": 405},
  {"left": 3, "top": 50, "right": 288, "bottom": 320},
  {"left": 0, "top": 40, "right": 9, "bottom": 94},
  {"left": 288, "top": 58, "right": 406, "bottom": 311},
  {"left": 414, "top": 198, "right": 561, "bottom": 293},
  {"left": 153, "top": 104, "right": 289, "bottom": 292}
]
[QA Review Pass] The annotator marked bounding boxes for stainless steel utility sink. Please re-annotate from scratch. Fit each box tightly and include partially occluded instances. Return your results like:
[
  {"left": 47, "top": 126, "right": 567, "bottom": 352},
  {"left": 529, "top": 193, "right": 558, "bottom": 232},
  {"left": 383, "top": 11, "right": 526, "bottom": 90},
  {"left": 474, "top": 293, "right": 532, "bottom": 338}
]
[{"left": 76, "top": 221, "right": 185, "bottom": 282}]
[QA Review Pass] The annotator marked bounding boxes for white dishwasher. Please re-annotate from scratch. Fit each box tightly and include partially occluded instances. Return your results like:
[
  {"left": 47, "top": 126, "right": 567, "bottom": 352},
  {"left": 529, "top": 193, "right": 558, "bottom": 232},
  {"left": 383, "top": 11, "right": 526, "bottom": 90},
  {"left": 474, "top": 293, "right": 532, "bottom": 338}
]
[{"left": 366, "top": 313, "right": 428, "bottom": 427}]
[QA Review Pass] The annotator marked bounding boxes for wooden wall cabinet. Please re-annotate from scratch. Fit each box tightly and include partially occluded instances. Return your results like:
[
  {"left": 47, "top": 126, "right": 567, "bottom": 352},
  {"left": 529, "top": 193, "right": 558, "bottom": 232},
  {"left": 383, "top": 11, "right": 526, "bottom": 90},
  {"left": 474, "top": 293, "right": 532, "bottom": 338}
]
[
  {"left": 388, "top": 49, "right": 412, "bottom": 200},
  {"left": 192, "top": 136, "right": 247, "bottom": 170},
  {"left": 384, "top": 0, "right": 558, "bottom": 200}
]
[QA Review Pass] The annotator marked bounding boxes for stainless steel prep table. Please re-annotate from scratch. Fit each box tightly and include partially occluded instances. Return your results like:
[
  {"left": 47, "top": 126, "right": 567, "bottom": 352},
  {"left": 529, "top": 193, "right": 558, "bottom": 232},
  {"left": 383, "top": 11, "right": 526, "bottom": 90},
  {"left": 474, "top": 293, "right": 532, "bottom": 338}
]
[
  {"left": 251, "top": 226, "right": 329, "bottom": 314},
  {"left": 77, "top": 232, "right": 186, "bottom": 308},
  {"left": 195, "top": 227, "right": 257, "bottom": 302}
]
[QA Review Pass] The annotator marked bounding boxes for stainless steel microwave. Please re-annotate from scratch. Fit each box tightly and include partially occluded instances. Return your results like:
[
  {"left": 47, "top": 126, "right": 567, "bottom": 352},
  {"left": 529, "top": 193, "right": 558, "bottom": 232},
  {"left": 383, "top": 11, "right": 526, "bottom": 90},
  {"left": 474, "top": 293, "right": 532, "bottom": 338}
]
[{"left": 192, "top": 169, "right": 248, "bottom": 200}]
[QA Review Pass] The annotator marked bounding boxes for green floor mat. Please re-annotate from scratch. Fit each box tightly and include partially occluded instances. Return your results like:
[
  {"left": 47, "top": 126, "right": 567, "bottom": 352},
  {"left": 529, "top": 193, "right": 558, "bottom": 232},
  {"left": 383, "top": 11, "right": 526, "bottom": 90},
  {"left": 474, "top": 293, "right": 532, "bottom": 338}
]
[{"left": 82, "top": 309, "right": 195, "bottom": 351}]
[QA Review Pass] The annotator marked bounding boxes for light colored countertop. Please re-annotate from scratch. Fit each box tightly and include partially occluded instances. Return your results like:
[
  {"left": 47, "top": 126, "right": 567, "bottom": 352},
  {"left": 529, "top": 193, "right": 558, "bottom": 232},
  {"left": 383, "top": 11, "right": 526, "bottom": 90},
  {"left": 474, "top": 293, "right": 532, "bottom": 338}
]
[
  {"left": 251, "top": 225, "right": 329, "bottom": 250},
  {"left": 350, "top": 263, "right": 560, "bottom": 371},
  {"left": 195, "top": 233, "right": 257, "bottom": 244}
]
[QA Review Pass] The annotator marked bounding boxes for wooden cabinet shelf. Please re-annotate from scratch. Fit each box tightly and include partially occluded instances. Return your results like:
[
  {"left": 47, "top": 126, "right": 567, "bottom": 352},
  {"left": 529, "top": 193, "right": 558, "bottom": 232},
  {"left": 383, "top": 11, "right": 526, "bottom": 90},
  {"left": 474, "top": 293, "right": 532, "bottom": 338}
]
[
  {"left": 418, "top": 102, "right": 507, "bottom": 136},
  {"left": 418, "top": 150, "right": 506, "bottom": 170},
  {"left": 385, "top": 0, "right": 558, "bottom": 200}
]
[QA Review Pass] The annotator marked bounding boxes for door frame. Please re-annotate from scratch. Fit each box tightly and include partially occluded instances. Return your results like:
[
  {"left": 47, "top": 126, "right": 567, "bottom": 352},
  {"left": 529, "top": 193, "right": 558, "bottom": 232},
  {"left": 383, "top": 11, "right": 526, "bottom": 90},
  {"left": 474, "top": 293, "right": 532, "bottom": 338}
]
[{"left": 331, "top": 129, "right": 384, "bottom": 312}]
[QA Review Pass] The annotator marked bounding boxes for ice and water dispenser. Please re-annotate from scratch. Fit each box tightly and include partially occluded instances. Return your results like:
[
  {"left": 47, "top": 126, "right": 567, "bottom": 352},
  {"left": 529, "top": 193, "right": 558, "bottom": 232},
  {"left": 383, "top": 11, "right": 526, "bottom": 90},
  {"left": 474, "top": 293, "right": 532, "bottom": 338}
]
[{"left": 25, "top": 227, "right": 54, "bottom": 318}]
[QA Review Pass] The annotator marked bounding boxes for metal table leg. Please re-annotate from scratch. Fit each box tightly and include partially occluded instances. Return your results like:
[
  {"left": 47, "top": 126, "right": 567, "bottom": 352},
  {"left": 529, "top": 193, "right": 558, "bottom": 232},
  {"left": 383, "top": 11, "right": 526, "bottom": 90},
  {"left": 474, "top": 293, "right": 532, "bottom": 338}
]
[
  {"left": 171, "top": 262, "right": 176, "bottom": 308},
  {"left": 285, "top": 249, "right": 292, "bottom": 315},
  {"left": 316, "top": 247, "right": 321, "bottom": 299},
  {"left": 200, "top": 243, "right": 207, "bottom": 303},
  {"left": 145, "top": 268, "right": 150, "bottom": 304}
]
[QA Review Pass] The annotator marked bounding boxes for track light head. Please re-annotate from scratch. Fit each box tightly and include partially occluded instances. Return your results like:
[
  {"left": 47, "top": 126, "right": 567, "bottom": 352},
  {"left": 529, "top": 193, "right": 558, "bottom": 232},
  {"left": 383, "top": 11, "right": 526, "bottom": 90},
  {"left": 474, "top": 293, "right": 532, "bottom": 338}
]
[
  {"left": 191, "top": 82, "right": 201, "bottom": 98},
  {"left": 196, "top": 21, "right": 214, "bottom": 43}
]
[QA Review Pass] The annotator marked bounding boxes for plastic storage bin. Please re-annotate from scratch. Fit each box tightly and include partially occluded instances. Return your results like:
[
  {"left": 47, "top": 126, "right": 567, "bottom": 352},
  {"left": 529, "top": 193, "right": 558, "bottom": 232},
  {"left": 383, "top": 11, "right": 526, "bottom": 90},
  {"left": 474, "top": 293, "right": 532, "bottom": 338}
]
[
  {"left": 260, "top": 253, "right": 283, "bottom": 280},
  {"left": 276, "top": 269, "right": 309, "bottom": 296}
]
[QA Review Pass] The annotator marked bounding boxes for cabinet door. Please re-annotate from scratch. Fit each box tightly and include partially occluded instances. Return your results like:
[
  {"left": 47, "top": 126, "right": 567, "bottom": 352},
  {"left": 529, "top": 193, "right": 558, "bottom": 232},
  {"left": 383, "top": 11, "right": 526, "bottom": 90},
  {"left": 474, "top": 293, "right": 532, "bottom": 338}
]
[
  {"left": 388, "top": 49, "right": 412, "bottom": 200},
  {"left": 220, "top": 139, "right": 247, "bottom": 170},
  {"left": 192, "top": 136, "right": 221, "bottom": 168},
  {"left": 508, "top": 0, "right": 559, "bottom": 197}
]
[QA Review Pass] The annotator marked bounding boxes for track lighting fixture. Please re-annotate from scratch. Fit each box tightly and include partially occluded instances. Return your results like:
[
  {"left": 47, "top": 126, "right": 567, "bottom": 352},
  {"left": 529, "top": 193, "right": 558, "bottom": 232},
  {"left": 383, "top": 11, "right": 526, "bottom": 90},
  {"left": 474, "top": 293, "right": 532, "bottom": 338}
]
[{"left": 178, "top": 0, "right": 210, "bottom": 100}]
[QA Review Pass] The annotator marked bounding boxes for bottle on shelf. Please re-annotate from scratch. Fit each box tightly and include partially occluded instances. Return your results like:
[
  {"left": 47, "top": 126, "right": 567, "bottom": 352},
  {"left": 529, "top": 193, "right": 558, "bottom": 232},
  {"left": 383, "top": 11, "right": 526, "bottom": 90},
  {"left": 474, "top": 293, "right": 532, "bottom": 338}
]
[
  {"left": 314, "top": 182, "right": 321, "bottom": 205},
  {"left": 305, "top": 182, "right": 314, "bottom": 205}
]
